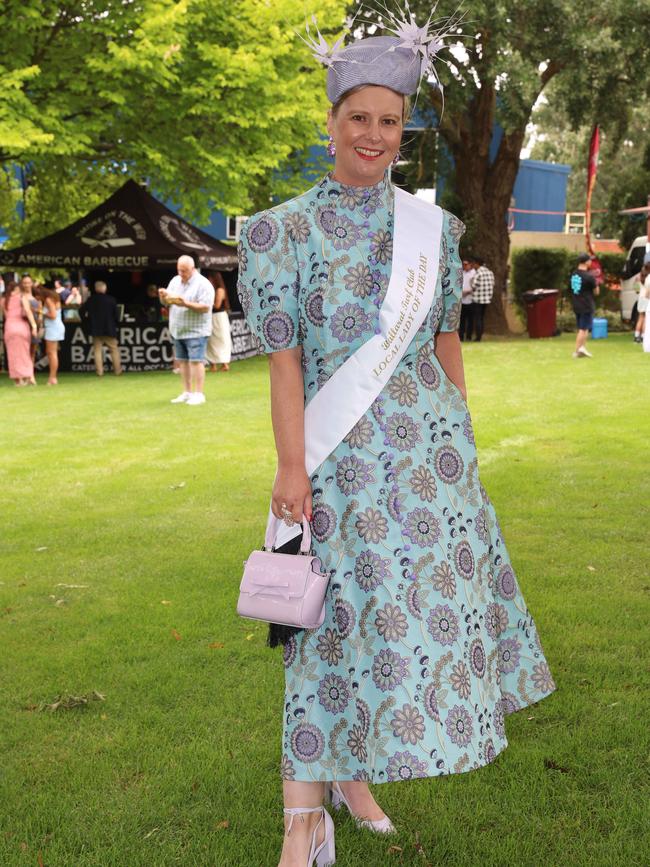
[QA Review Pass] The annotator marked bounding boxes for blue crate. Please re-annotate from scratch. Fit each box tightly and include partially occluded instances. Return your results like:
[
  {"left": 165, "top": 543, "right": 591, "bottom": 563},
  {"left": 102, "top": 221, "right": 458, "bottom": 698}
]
[{"left": 592, "top": 317, "right": 608, "bottom": 339}]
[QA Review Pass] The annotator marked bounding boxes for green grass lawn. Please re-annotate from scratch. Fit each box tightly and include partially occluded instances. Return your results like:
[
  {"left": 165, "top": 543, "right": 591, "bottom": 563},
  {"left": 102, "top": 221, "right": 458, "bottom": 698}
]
[{"left": 1, "top": 333, "right": 649, "bottom": 867}]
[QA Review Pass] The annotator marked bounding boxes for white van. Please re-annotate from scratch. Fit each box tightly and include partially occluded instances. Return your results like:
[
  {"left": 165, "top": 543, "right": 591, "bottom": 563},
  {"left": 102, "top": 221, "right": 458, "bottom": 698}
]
[{"left": 620, "top": 235, "right": 649, "bottom": 322}]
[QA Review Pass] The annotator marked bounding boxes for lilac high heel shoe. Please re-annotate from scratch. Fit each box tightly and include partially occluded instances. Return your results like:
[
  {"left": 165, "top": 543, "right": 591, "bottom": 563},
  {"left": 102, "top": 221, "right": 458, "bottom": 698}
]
[
  {"left": 283, "top": 806, "right": 336, "bottom": 866},
  {"left": 325, "top": 782, "right": 396, "bottom": 834}
]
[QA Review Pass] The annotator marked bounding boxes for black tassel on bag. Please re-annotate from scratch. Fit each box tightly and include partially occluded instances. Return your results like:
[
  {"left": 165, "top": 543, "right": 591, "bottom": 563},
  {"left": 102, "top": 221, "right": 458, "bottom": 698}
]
[{"left": 266, "top": 531, "right": 304, "bottom": 648}]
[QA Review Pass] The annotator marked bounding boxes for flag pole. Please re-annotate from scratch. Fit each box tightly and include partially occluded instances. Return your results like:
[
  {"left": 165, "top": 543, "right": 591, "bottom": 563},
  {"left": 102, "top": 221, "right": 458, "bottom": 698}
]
[{"left": 585, "top": 125, "right": 603, "bottom": 284}]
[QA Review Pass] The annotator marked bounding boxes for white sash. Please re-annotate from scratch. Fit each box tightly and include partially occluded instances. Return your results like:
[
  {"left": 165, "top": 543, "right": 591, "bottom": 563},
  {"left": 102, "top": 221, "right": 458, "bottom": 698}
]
[
  {"left": 305, "top": 188, "right": 443, "bottom": 474},
  {"left": 273, "top": 187, "right": 444, "bottom": 546}
]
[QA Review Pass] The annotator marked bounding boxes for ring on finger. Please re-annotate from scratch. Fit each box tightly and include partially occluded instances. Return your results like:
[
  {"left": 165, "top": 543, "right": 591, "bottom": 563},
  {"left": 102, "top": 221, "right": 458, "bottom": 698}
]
[{"left": 280, "top": 503, "right": 294, "bottom": 525}]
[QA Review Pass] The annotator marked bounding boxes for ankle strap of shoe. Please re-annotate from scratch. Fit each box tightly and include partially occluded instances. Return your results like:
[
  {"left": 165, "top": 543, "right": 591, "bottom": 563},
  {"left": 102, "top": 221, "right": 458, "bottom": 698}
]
[{"left": 283, "top": 806, "right": 323, "bottom": 835}]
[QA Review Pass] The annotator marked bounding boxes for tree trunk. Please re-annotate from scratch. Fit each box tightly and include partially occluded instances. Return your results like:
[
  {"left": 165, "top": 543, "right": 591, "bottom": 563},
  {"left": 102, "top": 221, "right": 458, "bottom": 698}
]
[{"left": 435, "top": 85, "right": 527, "bottom": 335}]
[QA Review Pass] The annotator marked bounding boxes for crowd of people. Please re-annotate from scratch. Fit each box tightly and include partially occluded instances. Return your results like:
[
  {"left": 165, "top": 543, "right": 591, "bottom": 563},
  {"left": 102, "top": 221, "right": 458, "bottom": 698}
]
[
  {"left": 2, "top": 244, "right": 648, "bottom": 390},
  {"left": 0, "top": 265, "right": 232, "bottom": 388},
  {"left": 458, "top": 249, "right": 650, "bottom": 358},
  {"left": 1, "top": 274, "right": 73, "bottom": 385},
  {"left": 0, "top": 272, "right": 130, "bottom": 384}
]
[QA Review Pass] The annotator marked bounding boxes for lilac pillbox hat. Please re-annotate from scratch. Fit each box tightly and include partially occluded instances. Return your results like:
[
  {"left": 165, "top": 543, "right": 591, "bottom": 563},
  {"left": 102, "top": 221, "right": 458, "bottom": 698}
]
[{"left": 326, "top": 36, "right": 421, "bottom": 104}]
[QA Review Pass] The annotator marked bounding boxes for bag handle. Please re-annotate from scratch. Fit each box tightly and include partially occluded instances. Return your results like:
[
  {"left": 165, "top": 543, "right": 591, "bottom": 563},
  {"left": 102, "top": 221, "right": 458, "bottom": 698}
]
[{"left": 264, "top": 515, "right": 312, "bottom": 553}]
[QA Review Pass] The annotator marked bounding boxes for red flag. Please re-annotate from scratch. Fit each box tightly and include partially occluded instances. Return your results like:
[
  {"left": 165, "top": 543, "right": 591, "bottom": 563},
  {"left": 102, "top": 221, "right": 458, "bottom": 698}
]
[{"left": 585, "top": 125, "right": 603, "bottom": 283}]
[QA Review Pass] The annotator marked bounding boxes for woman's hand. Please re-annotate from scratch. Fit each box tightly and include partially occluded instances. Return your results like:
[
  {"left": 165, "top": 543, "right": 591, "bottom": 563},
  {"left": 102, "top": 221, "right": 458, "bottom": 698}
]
[
  {"left": 271, "top": 465, "right": 312, "bottom": 525},
  {"left": 31, "top": 325, "right": 37, "bottom": 337}
]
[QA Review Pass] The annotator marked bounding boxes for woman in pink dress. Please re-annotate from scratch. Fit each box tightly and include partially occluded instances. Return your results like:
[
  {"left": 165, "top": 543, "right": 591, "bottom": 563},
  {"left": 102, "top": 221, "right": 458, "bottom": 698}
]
[{"left": 3, "top": 278, "right": 37, "bottom": 386}]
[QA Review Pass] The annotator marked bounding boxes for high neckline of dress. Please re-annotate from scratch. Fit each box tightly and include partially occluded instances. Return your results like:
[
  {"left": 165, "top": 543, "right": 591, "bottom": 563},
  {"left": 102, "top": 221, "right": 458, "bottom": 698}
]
[{"left": 319, "top": 171, "right": 391, "bottom": 200}]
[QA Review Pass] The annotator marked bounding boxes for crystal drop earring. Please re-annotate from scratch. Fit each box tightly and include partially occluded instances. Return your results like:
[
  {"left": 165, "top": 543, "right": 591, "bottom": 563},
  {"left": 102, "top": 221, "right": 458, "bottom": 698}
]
[
  {"left": 392, "top": 151, "right": 401, "bottom": 166},
  {"left": 327, "top": 136, "right": 336, "bottom": 158}
]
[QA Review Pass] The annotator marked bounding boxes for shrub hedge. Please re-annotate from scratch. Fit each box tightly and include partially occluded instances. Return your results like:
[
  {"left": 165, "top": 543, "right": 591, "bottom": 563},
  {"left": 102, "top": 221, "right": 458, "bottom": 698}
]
[
  {"left": 598, "top": 252, "right": 627, "bottom": 277},
  {"left": 510, "top": 248, "right": 572, "bottom": 313},
  {"left": 511, "top": 248, "right": 627, "bottom": 316}
]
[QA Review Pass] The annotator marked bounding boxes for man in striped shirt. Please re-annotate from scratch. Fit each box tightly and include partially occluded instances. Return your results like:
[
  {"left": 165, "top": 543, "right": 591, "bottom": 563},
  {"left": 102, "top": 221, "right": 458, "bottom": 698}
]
[
  {"left": 159, "top": 255, "right": 215, "bottom": 405},
  {"left": 470, "top": 257, "right": 495, "bottom": 342}
]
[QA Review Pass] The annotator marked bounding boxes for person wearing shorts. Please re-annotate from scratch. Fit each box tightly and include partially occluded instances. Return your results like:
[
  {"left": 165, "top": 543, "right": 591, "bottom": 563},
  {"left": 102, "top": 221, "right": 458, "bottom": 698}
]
[
  {"left": 174, "top": 335, "right": 209, "bottom": 364},
  {"left": 569, "top": 253, "right": 598, "bottom": 359},
  {"left": 159, "top": 255, "right": 215, "bottom": 405}
]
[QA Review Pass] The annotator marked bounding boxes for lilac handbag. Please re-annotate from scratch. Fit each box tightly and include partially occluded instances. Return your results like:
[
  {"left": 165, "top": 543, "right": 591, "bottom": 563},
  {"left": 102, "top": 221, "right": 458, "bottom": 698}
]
[{"left": 237, "top": 517, "right": 329, "bottom": 629}]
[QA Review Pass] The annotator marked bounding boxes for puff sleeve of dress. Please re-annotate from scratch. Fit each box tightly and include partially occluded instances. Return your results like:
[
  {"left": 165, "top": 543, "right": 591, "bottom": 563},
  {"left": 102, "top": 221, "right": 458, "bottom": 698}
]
[
  {"left": 236, "top": 209, "right": 302, "bottom": 354},
  {"left": 437, "top": 211, "right": 466, "bottom": 333}
]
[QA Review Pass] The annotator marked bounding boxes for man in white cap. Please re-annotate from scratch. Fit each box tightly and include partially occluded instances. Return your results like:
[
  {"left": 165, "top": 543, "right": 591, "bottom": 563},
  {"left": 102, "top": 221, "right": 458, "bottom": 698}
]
[{"left": 159, "top": 255, "right": 214, "bottom": 404}]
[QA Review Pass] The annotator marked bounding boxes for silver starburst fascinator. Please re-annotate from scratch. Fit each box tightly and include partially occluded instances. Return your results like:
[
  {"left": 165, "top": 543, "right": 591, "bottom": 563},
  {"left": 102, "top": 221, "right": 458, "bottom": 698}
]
[
  {"left": 301, "top": 3, "right": 462, "bottom": 105},
  {"left": 302, "top": 15, "right": 349, "bottom": 69}
]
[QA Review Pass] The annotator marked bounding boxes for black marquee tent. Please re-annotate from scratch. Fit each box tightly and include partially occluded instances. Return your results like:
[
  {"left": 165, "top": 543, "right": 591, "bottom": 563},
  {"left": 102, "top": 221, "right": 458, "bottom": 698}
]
[
  {"left": 0, "top": 179, "right": 238, "bottom": 271},
  {"left": 0, "top": 180, "right": 261, "bottom": 373}
]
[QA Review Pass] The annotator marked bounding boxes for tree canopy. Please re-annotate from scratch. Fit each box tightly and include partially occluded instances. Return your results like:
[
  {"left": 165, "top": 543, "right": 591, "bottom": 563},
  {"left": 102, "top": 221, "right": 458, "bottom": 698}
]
[
  {"left": 0, "top": 0, "right": 346, "bottom": 245},
  {"left": 371, "top": 0, "right": 650, "bottom": 329}
]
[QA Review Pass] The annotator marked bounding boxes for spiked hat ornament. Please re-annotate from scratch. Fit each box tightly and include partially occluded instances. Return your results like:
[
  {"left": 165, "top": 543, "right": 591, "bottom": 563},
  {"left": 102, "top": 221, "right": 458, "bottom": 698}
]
[{"left": 301, "top": 3, "right": 462, "bottom": 104}]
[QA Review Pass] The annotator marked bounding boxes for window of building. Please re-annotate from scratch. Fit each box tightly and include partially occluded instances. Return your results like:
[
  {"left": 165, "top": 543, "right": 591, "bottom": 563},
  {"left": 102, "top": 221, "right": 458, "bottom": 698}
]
[{"left": 227, "top": 216, "right": 248, "bottom": 241}]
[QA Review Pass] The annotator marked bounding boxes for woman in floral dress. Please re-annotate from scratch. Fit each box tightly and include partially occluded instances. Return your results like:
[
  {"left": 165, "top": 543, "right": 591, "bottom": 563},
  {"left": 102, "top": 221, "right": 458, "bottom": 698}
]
[{"left": 237, "top": 21, "right": 556, "bottom": 867}]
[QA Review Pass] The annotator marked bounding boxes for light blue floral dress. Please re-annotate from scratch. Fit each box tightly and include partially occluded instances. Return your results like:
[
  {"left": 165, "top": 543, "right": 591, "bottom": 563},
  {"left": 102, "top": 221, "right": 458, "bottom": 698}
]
[{"left": 237, "top": 173, "right": 556, "bottom": 784}]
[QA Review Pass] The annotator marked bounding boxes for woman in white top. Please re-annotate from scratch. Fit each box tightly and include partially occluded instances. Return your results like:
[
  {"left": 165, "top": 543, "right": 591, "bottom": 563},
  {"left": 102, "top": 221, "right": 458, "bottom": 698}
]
[
  {"left": 43, "top": 288, "right": 66, "bottom": 385},
  {"left": 206, "top": 272, "right": 232, "bottom": 372},
  {"left": 634, "top": 264, "right": 649, "bottom": 343}
]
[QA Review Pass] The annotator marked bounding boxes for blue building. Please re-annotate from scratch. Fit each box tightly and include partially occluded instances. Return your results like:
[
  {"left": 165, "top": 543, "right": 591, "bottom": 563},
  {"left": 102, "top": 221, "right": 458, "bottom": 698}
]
[
  {"left": 489, "top": 124, "right": 571, "bottom": 233},
  {"left": 509, "top": 159, "right": 571, "bottom": 233}
]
